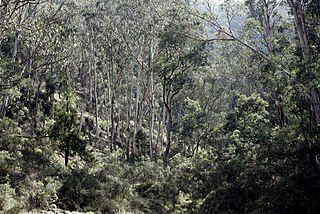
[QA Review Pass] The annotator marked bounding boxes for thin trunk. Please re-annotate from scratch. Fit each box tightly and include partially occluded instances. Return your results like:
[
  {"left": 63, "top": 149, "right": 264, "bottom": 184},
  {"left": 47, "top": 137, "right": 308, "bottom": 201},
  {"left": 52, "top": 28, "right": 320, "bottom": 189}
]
[
  {"left": 27, "top": 46, "right": 33, "bottom": 110},
  {"left": 111, "top": 95, "right": 115, "bottom": 152},
  {"left": 88, "top": 60, "right": 92, "bottom": 110},
  {"left": 79, "top": 108, "right": 84, "bottom": 137},
  {"left": 116, "top": 109, "right": 121, "bottom": 141},
  {"left": 262, "top": 0, "right": 274, "bottom": 52},
  {"left": 162, "top": 71, "right": 171, "bottom": 167},
  {"left": 149, "top": 41, "right": 155, "bottom": 161},
  {"left": 158, "top": 103, "right": 166, "bottom": 159},
  {"left": 149, "top": 74, "right": 154, "bottom": 161},
  {"left": 1, "top": 96, "right": 9, "bottom": 118},
  {"left": 276, "top": 91, "right": 285, "bottom": 128},
  {"left": 132, "top": 64, "right": 140, "bottom": 162},
  {"left": 12, "top": 6, "right": 24, "bottom": 59},
  {"left": 50, "top": 65, "right": 55, "bottom": 117},
  {"left": 34, "top": 80, "right": 41, "bottom": 130},
  {"left": 155, "top": 116, "right": 161, "bottom": 163},
  {"left": 137, "top": 101, "right": 143, "bottom": 131},
  {"left": 149, "top": 71, "right": 154, "bottom": 161},
  {"left": 65, "top": 144, "right": 69, "bottom": 166},
  {"left": 309, "top": 88, "right": 320, "bottom": 125},
  {"left": 91, "top": 28, "right": 99, "bottom": 138},
  {"left": 109, "top": 43, "right": 114, "bottom": 151},
  {"left": 164, "top": 107, "right": 172, "bottom": 167},
  {"left": 277, "top": 106, "right": 285, "bottom": 128},
  {"left": 125, "top": 80, "right": 132, "bottom": 161},
  {"left": 65, "top": 95, "right": 70, "bottom": 166}
]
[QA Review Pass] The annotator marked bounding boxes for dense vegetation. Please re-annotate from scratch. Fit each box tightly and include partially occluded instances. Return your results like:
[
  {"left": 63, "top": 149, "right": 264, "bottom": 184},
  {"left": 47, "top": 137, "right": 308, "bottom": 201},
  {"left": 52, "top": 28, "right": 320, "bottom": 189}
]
[{"left": 1, "top": 0, "right": 320, "bottom": 213}]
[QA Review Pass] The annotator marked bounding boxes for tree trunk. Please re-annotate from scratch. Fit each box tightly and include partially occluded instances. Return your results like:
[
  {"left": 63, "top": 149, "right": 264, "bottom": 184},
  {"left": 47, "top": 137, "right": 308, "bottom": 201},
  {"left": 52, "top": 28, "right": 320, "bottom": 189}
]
[
  {"left": 148, "top": 41, "right": 155, "bottom": 161},
  {"left": 125, "top": 77, "right": 132, "bottom": 161},
  {"left": 116, "top": 108, "right": 121, "bottom": 145},
  {"left": 261, "top": 0, "right": 274, "bottom": 53},
  {"left": 164, "top": 107, "right": 172, "bottom": 167},
  {"left": 158, "top": 103, "right": 166, "bottom": 161},
  {"left": 65, "top": 95, "right": 70, "bottom": 166},
  {"left": 155, "top": 114, "right": 161, "bottom": 163},
  {"left": 149, "top": 64, "right": 154, "bottom": 161},
  {"left": 1, "top": 96, "right": 9, "bottom": 118},
  {"left": 132, "top": 64, "right": 140, "bottom": 162},
  {"left": 12, "top": 6, "right": 24, "bottom": 60},
  {"left": 111, "top": 95, "right": 115, "bottom": 152},
  {"left": 88, "top": 60, "right": 92, "bottom": 111},
  {"left": 109, "top": 42, "right": 114, "bottom": 151},
  {"left": 91, "top": 28, "right": 99, "bottom": 138},
  {"left": 79, "top": 108, "right": 84, "bottom": 137},
  {"left": 34, "top": 80, "right": 41, "bottom": 130},
  {"left": 309, "top": 88, "right": 320, "bottom": 124}
]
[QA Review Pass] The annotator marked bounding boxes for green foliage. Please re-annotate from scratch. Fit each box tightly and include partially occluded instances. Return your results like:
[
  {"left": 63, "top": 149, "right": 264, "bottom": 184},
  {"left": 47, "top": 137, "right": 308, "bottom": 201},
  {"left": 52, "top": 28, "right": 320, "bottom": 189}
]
[
  {"left": 0, "top": 151, "right": 15, "bottom": 183},
  {"left": 57, "top": 168, "right": 101, "bottom": 211},
  {"left": 21, "top": 177, "right": 61, "bottom": 210},
  {"left": 0, "top": 118, "right": 22, "bottom": 151},
  {"left": 50, "top": 92, "right": 90, "bottom": 165},
  {"left": 0, "top": 183, "right": 21, "bottom": 214},
  {"left": 181, "top": 97, "right": 204, "bottom": 136},
  {"left": 1, "top": 0, "right": 320, "bottom": 213},
  {"left": 231, "top": 93, "right": 271, "bottom": 143}
]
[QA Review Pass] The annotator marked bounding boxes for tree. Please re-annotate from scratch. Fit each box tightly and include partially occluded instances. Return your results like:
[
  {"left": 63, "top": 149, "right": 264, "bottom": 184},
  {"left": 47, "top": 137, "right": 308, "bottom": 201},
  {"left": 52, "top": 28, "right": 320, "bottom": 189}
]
[
  {"left": 156, "top": 6, "right": 208, "bottom": 166},
  {"left": 50, "top": 90, "right": 89, "bottom": 166},
  {"left": 287, "top": 0, "right": 320, "bottom": 125}
]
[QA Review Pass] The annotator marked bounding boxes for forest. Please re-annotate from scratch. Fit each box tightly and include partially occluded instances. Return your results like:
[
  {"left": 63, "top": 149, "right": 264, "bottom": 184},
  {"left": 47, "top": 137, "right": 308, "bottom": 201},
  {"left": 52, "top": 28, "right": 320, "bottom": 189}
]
[{"left": 0, "top": 0, "right": 320, "bottom": 213}]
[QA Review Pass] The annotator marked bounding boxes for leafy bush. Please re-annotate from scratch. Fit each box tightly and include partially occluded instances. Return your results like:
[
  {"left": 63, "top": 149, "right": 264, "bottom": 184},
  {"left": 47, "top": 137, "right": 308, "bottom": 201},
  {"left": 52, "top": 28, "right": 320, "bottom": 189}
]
[{"left": 0, "top": 183, "right": 22, "bottom": 213}]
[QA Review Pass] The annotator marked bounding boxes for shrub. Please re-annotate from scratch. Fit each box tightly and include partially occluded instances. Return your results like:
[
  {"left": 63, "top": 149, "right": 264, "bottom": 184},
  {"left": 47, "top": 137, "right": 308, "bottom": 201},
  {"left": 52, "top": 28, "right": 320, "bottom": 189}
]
[{"left": 0, "top": 183, "right": 22, "bottom": 213}]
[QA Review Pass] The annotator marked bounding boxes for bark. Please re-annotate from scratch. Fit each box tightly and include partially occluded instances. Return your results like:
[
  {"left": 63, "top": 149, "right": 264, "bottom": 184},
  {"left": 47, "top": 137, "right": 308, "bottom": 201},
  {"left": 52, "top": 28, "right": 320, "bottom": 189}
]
[
  {"left": 125, "top": 78, "right": 132, "bottom": 161},
  {"left": 116, "top": 108, "right": 121, "bottom": 143},
  {"left": 108, "top": 42, "right": 114, "bottom": 151},
  {"left": 149, "top": 45, "right": 155, "bottom": 161},
  {"left": 277, "top": 105, "right": 285, "bottom": 128},
  {"left": 88, "top": 59, "right": 92, "bottom": 111},
  {"left": 33, "top": 79, "right": 41, "bottom": 129},
  {"left": 64, "top": 144, "right": 69, "bottom": 166},
  {"left": 309, "top": 88, "right": 320, "bottom": 124},
  {"left": 155, "top": 115, "right": 160, "bottom": 162},
  {"left": 160, "top": 103, "right": 166, "bottom": 156},
  {"left": 164, "top": 107, "right": 172, "bottom": 167},
  {"left": 64, "top": 95, "right": 70, "bottom": 166},
  {"left": 1, "top": 96, "right": 9, "bottom": 118},
  {"left": 78, "top": 108, "right": 84, "bottom": 137},
  {"left": 111, "top": 95, "right": 115, "bottom": 151},
  {"left": 91, "top": 28, "right": 99, "bottom": 138},
  {"left": 261, "top": 0, "right": 274, "bottom": 52},
  {"left": 132, "top": 64, "right": 140, "bottom": 162}
]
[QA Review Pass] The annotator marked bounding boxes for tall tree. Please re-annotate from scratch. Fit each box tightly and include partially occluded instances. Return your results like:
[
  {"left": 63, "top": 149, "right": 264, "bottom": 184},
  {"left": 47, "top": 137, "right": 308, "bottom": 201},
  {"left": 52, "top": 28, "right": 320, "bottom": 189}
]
[{"left": 287, "top": 0, "right": 320, "bottom": 125}]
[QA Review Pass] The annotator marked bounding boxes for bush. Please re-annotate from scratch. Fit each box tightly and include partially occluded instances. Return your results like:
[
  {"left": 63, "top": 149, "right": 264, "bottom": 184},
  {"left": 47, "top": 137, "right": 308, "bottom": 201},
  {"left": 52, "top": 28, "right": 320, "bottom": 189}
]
[{"left": 0, "top": 183, "right": 22, "bottom": 213}]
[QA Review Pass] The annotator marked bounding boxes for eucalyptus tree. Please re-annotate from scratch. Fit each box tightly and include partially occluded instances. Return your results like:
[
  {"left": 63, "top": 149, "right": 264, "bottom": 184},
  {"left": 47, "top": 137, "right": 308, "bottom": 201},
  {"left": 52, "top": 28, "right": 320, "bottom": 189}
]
[
  {"left": 156, "top": 4, "right": 208, "bottom": 166},
  {"left": 242, "top": 0, "right": 296, "bottom": 128},
  {"left": 286, "top": 0, "right": 320, "bottom": 127}
]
